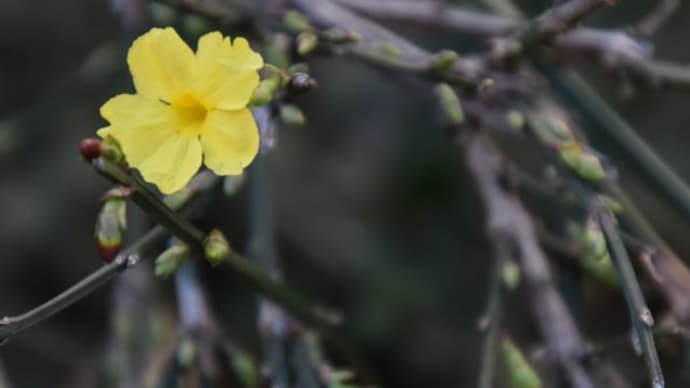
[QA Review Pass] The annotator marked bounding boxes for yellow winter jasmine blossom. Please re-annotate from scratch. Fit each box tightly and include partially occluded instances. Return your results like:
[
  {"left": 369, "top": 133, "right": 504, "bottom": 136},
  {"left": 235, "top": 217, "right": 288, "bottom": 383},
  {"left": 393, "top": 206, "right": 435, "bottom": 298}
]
[{"left": 98, "top": 27, "right": 263, "bottom": 194}]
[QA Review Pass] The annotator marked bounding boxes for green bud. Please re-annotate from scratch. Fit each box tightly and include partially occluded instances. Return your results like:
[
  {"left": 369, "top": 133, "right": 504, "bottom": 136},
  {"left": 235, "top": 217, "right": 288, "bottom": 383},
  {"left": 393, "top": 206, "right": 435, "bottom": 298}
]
[
  {"left": 430, "top": 49, "right": 459, "bottom": 73},
  {"left": 297, "top": 32, "right": 318, "bottom": 56},
  {"left": 283, "top": 10, "right": 312, "bottom": 33},
  {"left": 598, "top": 194, "right": 623, "bottom": 213},
  {"left": 100, "top": 136, "right": 124, "bottom": 164},
  {"left": 223, "top": 174, "right": 246, "bottom": 197},
  {"left": 505, "top": 110, "right": 525, "bottom": 130},
  {"left": 502, "top": 337, "right": 542, "bottom": 388},
  {"left": 433, "top": 83, "right": 464, "bottom": 125},
  {"left": 322, "top": 28, "right": 361, "bottom": 44},
  {"left": 280, "top": 104, "right": 306, "bottom": 126},
  {"left": 155, "top": 241, "right": 189, "bottom": 279},
  {"left": 204, "top": 229, "right": 231, "bottom": 266},
  {"left": 559, "top": 145, "right": 606, "bottom": 181},
  {"left": 250, "top": 81, "right": 276, "bottom": 106},
  {"left": 95, "top": 196, "right": 127, "bottom": 263},
  {"left": 501, "top": 259, "right": 521, "bottom": 290},
  {"left": 287, "top": 62, "right": 310, "bottom": 75},
  {"left": 232, "top": 353, "right": 260, "bottom": 388},
  {"left": 177, "top": 337, "right": 197, "bottom": 367},
  {"left": 182, "top": 14, "right": 210, "bottom": 36},
  {"left": 567, "top": 221, "right": 618, "bottom": 287}
]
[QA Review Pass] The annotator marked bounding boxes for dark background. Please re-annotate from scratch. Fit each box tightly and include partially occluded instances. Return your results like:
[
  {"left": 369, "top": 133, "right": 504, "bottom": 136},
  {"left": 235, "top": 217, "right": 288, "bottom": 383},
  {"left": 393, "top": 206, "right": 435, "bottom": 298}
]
[{"left": 1, "top": 1, "right": 689, "bottom": 387}]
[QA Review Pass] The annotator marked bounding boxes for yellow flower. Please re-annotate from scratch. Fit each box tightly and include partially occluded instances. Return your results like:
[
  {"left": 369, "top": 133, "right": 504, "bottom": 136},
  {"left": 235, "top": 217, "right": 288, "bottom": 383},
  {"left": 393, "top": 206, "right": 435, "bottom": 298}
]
[{"left": 98, "top": 27, "right": 263, "bottom": 194}]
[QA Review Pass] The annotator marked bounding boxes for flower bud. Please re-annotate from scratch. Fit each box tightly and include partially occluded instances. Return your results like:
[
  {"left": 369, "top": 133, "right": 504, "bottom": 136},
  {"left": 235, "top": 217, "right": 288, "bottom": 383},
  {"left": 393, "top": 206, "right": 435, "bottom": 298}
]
[
  {"left": 79, "top": 138, "right": 102, "bottom": 161},
  {"left": 95, "top": 197, "right": 127, "bottom": 263},
  {"left": 430, "top": 49, "right": 459, "bottom": 73},
  {"left": 155, "top": 240, "right": 189, "bottom": 278},
  {"left": 297, "top": 32, "right": 318, "bottom": 56},
  {"left": 204, "top": 229, "right": 231, "bottom": 266},
  {"left": 559, "top": 144, "right": 606, "bottom": 182},
  {"left": 502, "top": 337, "right": 542, "bottom": 388},
  {"left": 322, "top": 28, "right": 361, "bottom": 44},
  {"left": 283, "top": 10, "right": 312, "bottom": 33},
  {"left": 280, "top": 104, "right": 306, "bottom": 126},
  {"left": 288, "top": 72, "right": 318, "bottom": 94},
  {"left": 433, "top": 83, "right": 464, "bottom": 125}
]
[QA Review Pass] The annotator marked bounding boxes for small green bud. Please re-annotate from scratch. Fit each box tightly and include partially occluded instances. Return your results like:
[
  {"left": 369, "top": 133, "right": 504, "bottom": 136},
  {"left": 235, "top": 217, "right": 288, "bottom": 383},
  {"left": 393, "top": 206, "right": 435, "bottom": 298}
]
[
  {"left": 155, "top": 241, "right": 189, "bottom": 278},
  {"left": 559, "top": 145, "right": 606, "bottom": 181},
  {"left": 297, "top": 32, "right": 318, "bottom": 55},
  {"left": 505, "top": 110, "right": 525, "bottom": 130},
  {"left": 375, "top": 42, "right": 402, "bottom": 58},
  {"left": 598, "top": 194, "right": 623, "bottom": 213},
  {"left": 566, "top": 221, "right": 618, "bottom": 287},
  {"left": 430, "top": 49, "right": 459, "bottom": 73},
  {"left": 287, "top": 62, "right": 310, "bottom": 74},
  {"left": 283, "top": 10, "right": 312, "bottom": 33},
  {"left": 322, "top": 28, "right": 361, "bottom": 44},
  {"left": 280, "top": 104, "right": 306, "bottom": 126},
  {"left": 232, "top": 353, "right": 260, "bottom": 388},
  {"left": 433, "top": 83, "right": 464, "bottom": 125},
  {"left": 100, "top": 136, "right": 125, "bottom": 164},
  {"left": 502, "top": 337, "right": 542, "bottom": 388},
  {"left": 223, "top": 174, "right": 246, "bottom": 197},
  {"left": 95, "top": 196, "right": 127, "bottom": 263},
  {"left": 177, "top": 337, "right": 197, "bottom": 367},
  {"left": 182, "top": 14, "right": 211, "bottom": 36},
  {"left": 204, "top": 229, "right": 231, "bottom": 266},
  {"left": 501, "top": 259, "right": 521, "bottom": 290}
]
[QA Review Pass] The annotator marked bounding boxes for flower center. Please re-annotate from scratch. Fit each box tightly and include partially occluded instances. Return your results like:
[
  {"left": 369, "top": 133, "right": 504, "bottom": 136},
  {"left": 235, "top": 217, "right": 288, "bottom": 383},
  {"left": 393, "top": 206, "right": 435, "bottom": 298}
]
[{"left": 171, "top": 93, "right": 208, "bottom": 134}]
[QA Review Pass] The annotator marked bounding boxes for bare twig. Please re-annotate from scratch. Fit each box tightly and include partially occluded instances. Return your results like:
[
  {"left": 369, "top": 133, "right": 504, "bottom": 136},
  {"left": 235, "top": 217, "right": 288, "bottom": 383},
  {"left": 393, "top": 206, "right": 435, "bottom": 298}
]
[
  {"left": 629, "top": 0, "right": 681, "bottom": 38},
  {"left": 598, "top": 209, "right": 665, "bottom": 388},
  {"left": 0, "top": 172, "right": 218, "bottom": 346},
  {"left": 457, "top": 130, "right": 595, "bottom": 388},
  {"left": 477, "top": 252, "right": 504, "bottom": 388}
]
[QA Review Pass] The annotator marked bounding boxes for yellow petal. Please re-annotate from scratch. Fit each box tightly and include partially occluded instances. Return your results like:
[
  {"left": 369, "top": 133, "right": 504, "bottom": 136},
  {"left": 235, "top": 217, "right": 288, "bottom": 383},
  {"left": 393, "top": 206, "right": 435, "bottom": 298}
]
[
  {"left": 193, "top": 33, "right": 263, "bottom": 111},
  {"left": 128, "top": 27, "right": 194, "bottom": 102},
  {"left": 200, "top": 108, "right": 259, "bottom": 175},
  {"left": 97, "top": 94, "right": 202, "bottom": 193},
  {"left": 137, "top": 131, "right": 203, "bottom": 194},
  {"left": 98, "top": 94, "right": 174, "bottom": 165}
]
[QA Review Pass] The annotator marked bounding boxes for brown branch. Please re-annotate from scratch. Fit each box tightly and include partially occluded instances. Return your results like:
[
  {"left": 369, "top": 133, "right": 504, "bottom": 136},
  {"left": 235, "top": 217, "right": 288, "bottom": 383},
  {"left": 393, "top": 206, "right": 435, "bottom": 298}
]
[
  {"left": 457, "top": 129, "right": 595, "bottom": 388},
  {"left": 335, "top": 0, "right": 648, "bottom": 63}
]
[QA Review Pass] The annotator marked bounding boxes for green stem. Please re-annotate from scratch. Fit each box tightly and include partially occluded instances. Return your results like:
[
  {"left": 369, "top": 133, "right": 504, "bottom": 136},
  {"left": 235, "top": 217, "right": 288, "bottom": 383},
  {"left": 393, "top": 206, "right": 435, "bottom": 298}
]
[
  {"left": 538, "top": 65, "right": 690, "bottom": 226},
  {"left": 598, "top": 209, "right": 665, "bottom": 388},
  {"left": 0, "top": 172, "right": 219, "bottom": 346},
  {"left": 0, "top": 226, "right": 166, "bottom": 346},
  {"left": 91, "top": 158, "right": 341, "bottom": 336},
  {"left": 477, "top": 249, "right": 504, "bottom": 388}
]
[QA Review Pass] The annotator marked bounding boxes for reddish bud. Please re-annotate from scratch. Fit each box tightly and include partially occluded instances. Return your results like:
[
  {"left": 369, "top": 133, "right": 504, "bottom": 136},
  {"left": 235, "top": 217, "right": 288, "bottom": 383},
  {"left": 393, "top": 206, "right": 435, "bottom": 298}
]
[
  {"left": 97, "top": 244, "right": 121, "bottom": 263},
  {"left": 80, "top": 138, "right": 102, "bottom": 160}
]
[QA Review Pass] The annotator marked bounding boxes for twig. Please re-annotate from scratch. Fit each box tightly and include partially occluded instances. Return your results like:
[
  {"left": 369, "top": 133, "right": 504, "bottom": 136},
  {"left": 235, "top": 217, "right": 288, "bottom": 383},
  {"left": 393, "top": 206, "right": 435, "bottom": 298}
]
[
  {"left": 0, "top": 226, "right": 165, "bottom": 346},
  {"left": 0, "top": 360, "right": 11, "bottom": 388},
  {"left": 537, "top": 66, "right": 690, "bottom": 224},
  {"left": 514, "top": 0, "right": 607, "bottom": 47},
  {"left": 90, "top": 153, "right": 350, "bottom": 370},
  {"left": 598, "top": 209, "right": 665, "bottom": 388},
  {"left": 477, "top": 250, "right": 504, "bottom": 388},
  {"left": 457, "top": 130, "right": 595, "bottom": 388},
  {"left": 336, "top": 0, "right": 649, "bottom": 64},
  {"left": 0, "top": 173, "right": 218, "bottom": 346},
  {"left": 629, "top": 0, "right": 681, "bottom": 38}
]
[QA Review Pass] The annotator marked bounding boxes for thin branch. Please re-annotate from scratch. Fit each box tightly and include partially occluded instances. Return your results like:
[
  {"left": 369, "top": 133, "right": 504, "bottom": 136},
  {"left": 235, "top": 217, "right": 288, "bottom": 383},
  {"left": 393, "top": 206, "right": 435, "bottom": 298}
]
[
  {"left": 458, "top": 130, "right": 595, "bottom": 388},
  {"left": 629, "top": 0, "right": 681, "bottom": 38},
  {"left": 598, "top": 209, "right": 665, "bottom": 388},
  {"left": 0, "top": 172, "right": 218, "bottom": 346},
  {"left": 477, "top": 251, "right": 504, "bottom": 388}
]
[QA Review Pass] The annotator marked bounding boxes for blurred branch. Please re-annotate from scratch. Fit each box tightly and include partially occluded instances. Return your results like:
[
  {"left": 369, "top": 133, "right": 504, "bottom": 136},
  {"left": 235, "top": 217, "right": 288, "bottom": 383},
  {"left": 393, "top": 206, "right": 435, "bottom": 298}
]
[
  {"left": 174, "top": 262, "right": 241, "bottom": 385},
  {"left": 629, "top": 0, "right": 680, "bottom": 38},
  {"left": 598, "top": 208, "right": 665, "bottom": 388},
  {"left": 0, "top": 173, "right": 218, "bottom": 346},
  {"left": 0, "top": 360, "right": 11, "bottom": 388},
  {"left": 477, "top": 252, "right": 504, "bottom": 388},
  {"left": 457, "top": 130, "right": 595, "bottom": 388}
]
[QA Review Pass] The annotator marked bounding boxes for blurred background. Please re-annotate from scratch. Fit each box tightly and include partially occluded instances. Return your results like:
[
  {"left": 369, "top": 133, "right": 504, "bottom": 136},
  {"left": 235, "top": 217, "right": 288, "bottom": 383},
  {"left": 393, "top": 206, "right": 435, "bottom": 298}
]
[{"left": 1, "top": 0, "right": 690, "bottom": 387}]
